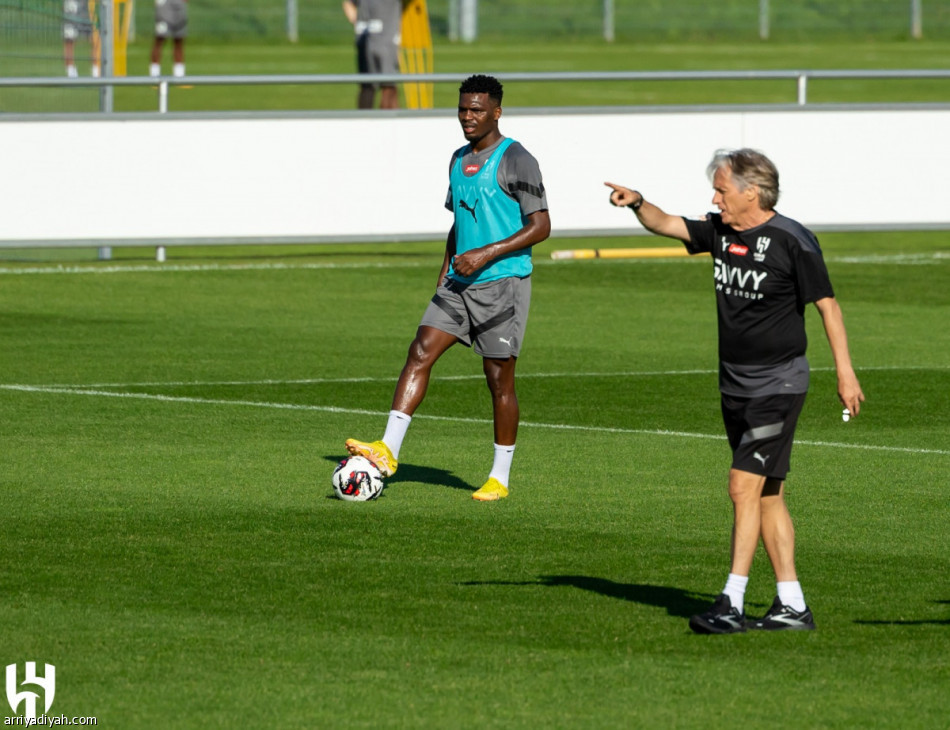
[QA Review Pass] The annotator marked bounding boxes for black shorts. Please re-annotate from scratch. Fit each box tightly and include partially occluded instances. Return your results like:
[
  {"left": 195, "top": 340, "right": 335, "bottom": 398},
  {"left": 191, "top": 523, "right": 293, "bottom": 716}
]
[{"left": 721, "top": 392, "right": 807, "bottom": 480}]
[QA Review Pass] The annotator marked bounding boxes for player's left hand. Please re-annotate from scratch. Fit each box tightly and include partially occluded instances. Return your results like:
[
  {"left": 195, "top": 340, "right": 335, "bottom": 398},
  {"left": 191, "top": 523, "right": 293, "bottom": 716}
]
[
  {"left": 604, "top": 181, "right": 638, "bottom": 207},
  {"left": 452, "top": 249, "right": 489, "bottom": 277},
  {"left": 838, "top": 374, "right": 865, "bottom": 417}
]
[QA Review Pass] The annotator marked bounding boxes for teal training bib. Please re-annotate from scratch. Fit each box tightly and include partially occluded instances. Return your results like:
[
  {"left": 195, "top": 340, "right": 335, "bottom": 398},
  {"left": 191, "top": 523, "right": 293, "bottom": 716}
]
[{"left": 448, "top": 137, "right": 532, "bottom": 284}]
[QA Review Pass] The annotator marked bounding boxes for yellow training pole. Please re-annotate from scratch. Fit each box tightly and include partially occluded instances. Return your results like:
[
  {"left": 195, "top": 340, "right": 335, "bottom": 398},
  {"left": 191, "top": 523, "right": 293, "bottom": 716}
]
[
  {"left": 399, "top": 0, "right": 434, "bottom": 109},
  {"left": 112, "top": 0, "right": 132, "bottom": 76}
]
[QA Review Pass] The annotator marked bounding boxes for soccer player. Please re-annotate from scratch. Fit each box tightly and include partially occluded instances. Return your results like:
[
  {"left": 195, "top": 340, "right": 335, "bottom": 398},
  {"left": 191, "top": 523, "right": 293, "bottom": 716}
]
[
  {"left": 342, "top": 0, "right": 406, "bottom": 109},
  {"left": 605, "top": 149, "right": 864, "bottom": 633},
  {"left": 149, "top": 0, "right": 188, "bottom": 78},
  {"left": 345, "top": 74, "right": 551, "bottom": 501}
]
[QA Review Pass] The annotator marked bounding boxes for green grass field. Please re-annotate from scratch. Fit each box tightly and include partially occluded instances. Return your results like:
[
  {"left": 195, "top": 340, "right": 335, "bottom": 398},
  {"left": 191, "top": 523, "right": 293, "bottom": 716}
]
[
  {"left": 101, "top": 38, "right": 950, "bottom": 112},
  {"left": 2, "top": 18, "right": 949, "bottom": 727},
  {"left": 9, "top": 0, "right": 950, "bottom": 46},
  {"left": 4, "top": 37, "right": 950, "bottom": 113},
  {"left": 1, "top": 231, "right": 948, "bottom": 727}
]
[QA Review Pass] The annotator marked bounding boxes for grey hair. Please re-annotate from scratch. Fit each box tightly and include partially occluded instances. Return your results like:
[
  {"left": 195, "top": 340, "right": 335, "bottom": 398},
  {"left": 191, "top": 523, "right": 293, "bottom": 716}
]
[{"left": 706, "top": 148, "right": 780, "bottom": 211}]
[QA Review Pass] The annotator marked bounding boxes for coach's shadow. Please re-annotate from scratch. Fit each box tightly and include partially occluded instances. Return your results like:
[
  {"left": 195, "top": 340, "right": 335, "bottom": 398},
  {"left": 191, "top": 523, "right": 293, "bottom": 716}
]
[
  {"left": 461, "top": 575, "right": 711, "bottom": 619},
  {"left": 323, "top": 455, "right": 473, "bottom": 492}
]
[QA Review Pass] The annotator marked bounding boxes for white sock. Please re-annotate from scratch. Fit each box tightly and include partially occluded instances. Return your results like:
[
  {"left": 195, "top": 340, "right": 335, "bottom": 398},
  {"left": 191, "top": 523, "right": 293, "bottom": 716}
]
[
  {"left": 173, "top": 62, "right": 185, "bottom": 77},
  {"left": 91, "top": 64, "right": 100, "bottom": 78},
  {"left": 381, "top": 410, "right": 411, "bottom": 460},
  {"left": 66, "top": 65, "right": 78, "bottom": 78},
  {"left": 149, "top": 63, "right": 161, "bottom": 77},
  {"left": 488, "top": 443, "right": 516, "bottom": 488},
  {"left": 777, "top": 581, "right": 807, "bottom": 612},
  {"left": 722, "top": 573, "right": 749, "bottom": 613}
]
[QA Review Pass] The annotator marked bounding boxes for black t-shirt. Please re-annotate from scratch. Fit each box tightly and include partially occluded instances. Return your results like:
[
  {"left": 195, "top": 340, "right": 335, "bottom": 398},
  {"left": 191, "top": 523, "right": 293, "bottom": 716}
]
[{"left": 683, "top": 212, "right": 835, "bottom": 369}]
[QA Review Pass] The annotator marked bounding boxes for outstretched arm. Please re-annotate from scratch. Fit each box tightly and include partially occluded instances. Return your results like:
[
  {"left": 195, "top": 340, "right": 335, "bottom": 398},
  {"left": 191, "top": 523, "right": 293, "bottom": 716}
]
[
  {"left": 604, "top": 181, "right": 691, "bottom": 242},
  {"left": 450, "top": 210, "right": 551, "bottom": 279},
  {"left": 813, "top": 296, "right": 865, "bottom": 416}
]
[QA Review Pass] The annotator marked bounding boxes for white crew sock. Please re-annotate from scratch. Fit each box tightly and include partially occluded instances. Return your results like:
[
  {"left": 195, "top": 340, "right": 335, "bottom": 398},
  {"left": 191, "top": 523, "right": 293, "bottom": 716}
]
[
  {"left": 66, "top": 64, "right": 78, "bottom": 78},
  {"left": 722, "top": 573, "right": 749, "bottom": 613},
  {"left": 777, "top": 580, "right": 807, "bottom": 612},
  {"left": 172, "top": 62, "right": 185, "bottom": 77},
  {"left": 149, "top": 63, "right": 161, "bottom": 77},
  {"left": 381, "top": 410, "right": 411, "bottom": 459},
  {"left": 91, "top": 64, "right": 100, "bottom": 78},
  {"left": 488, "top": 443, "right": 516, "bottom": 488}
]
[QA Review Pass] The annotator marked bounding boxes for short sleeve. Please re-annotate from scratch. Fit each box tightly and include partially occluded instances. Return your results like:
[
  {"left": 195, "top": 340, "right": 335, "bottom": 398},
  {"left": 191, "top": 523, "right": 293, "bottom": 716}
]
[
  {"left": 497, "top": 142, "right": 548, "bottom": 217},
  {"left": 683, "top": 215, "right": 717, "bottom": 255}
]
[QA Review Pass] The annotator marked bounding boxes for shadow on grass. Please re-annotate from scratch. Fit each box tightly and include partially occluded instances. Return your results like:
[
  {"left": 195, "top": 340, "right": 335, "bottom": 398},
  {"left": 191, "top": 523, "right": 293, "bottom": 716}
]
[
  {"left": 387, "top": 462, "right": 473, "bottom": 492},
  {"left": 461, "top": 575, "right": 712, "bottom": 619},
  {"left": 322, "top": 455, "right": 473, "bottom": 492},
  {"left": 854, "top": 599, "right": 950, "bottom": 626}
]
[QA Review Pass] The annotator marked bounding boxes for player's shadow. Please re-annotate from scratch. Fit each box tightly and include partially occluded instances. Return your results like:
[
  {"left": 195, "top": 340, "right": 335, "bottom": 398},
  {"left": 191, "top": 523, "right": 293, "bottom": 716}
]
[
  {"left": 854, "top": 599, "right": 950, "bottom": 626},
  {"left": 322, "top": 455, "right": 473, "bottom": 492},
  {"left": 460, "top": 575, "right": 711, "bottom": 619},
  {"left": 388, "top": 463, "right": 473, "bottom": 491}
]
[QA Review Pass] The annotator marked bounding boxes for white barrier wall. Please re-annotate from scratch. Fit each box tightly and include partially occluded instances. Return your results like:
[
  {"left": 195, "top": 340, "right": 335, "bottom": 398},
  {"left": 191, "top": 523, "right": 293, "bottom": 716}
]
[{"left": 2, "top": 107, "right": 948, "bottom": 245}]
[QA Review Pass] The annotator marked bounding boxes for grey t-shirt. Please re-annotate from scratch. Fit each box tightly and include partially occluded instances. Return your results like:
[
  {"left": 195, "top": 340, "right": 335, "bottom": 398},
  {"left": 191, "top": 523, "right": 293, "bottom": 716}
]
[
  {"left": 354, "top": 0, "right": 402, "bottom": 42},
  {"left": 444, "top": 136, "right": 548, "bottom": 218}
]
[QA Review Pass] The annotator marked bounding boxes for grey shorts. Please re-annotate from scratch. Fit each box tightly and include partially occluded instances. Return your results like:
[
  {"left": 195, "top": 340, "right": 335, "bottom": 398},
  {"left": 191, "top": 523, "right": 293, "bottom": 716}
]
[
  {"left": 63, "top": 0, "right": 92, "bottom": 40},
  {"left": 356, "top": 34, "right": 401, "bottom": 82},
  {"left": 155, "top": 0, "right": 187, "bottom": 39},
  {"left": 420, "top": 276, "right": 531, "bottom": 359}
]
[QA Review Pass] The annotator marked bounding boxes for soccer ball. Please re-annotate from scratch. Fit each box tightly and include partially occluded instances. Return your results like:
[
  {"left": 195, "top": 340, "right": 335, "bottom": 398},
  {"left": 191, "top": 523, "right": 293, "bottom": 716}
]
[{"left": 332, "top": 455, "right": 384, "bottom": 502}]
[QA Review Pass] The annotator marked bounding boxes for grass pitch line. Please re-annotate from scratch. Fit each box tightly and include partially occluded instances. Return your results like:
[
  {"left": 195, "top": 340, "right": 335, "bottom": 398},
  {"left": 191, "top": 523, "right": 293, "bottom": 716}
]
[
  {"left": 3, "top": 382, "right": 948, "bottom": 457},
  {"left": 550, "top": 250, "right": 949, "bottom": 264},
  {"left": 0, "top": 383, "right": 382, "bottom": 417},
  {"left": 0, "top": 261, "right": 431, "bottom": 276},
  {"left": 34, "top": 363, "right": 949, "bottom": 390},
  {"left": 0, "top": 251, "right": 944, "bottom": 277},
  {"left": 830, "top": 251, "right": 950, "bottom": 265},
  {"left": 39, "top": 369, "right": 721, "bottom": 389}
]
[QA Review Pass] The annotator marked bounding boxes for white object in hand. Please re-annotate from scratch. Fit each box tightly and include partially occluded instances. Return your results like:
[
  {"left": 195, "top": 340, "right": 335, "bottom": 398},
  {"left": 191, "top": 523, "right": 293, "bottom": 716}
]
[{"left": 842, "top": 408, "right": 851, "bottom": 422}]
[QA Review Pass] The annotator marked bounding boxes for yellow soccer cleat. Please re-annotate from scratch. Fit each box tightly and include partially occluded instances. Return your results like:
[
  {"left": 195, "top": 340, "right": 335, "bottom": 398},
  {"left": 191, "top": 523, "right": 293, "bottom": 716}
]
[
  {"left": 472, "top": 477, "right": 509, "bottom": 501},
  {"left": 344, "top": 438, "right": 398, "bottom": 477}
]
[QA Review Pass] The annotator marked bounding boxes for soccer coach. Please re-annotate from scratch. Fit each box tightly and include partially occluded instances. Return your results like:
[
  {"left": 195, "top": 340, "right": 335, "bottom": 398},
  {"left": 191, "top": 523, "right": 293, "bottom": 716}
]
[{"left": 605, "top": 148, "right": 864, "bottom": 634}]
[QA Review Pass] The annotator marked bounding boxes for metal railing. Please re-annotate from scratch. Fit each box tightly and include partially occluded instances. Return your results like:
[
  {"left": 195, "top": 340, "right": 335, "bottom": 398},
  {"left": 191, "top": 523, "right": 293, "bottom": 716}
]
[{"left": 2, "top": 69, "right": 950, "bottom": 113}]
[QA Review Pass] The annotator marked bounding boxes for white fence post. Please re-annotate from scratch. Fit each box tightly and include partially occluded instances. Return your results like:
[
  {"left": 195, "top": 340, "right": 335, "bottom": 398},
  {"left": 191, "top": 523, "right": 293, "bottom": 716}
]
[
  {"left": 286, "top": 0, "right": 298, "bottom": 43},
  {"left": 98, "top": 0, "right": 113, "bottom": 112},
  {"left": 460, "top": 0, "right": 477, "bottom": 42},
  {"left": 797, "top": 74, "right": 807, "bottom": 105},
  {"left": 448, "top": 0, "right": 458, "bottom": 40},
  {"left": 911, "top": 0, "right": 923, "bottom": 39}
]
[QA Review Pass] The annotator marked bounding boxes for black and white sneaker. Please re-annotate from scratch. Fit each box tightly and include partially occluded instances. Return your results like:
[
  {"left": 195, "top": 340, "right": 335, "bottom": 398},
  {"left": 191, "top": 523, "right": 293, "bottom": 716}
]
[
  {"left": 747, "top": 596, "right": 816, "bottom": 631},
  {"left": 689, "top": 593, "right": 747, "bottom": 634}
]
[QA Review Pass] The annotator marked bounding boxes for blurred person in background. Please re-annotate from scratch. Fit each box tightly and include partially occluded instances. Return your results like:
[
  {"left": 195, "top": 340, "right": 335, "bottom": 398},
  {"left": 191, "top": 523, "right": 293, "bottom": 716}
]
[
  {"left": 63, "top": 0, "right": 99, "bottom": 78},
  {"left": 342, "top": 0, "right": 406, "bottom": 109},
  {"left": 149, "top": 0, "right": 188, "bottom": 78}
]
